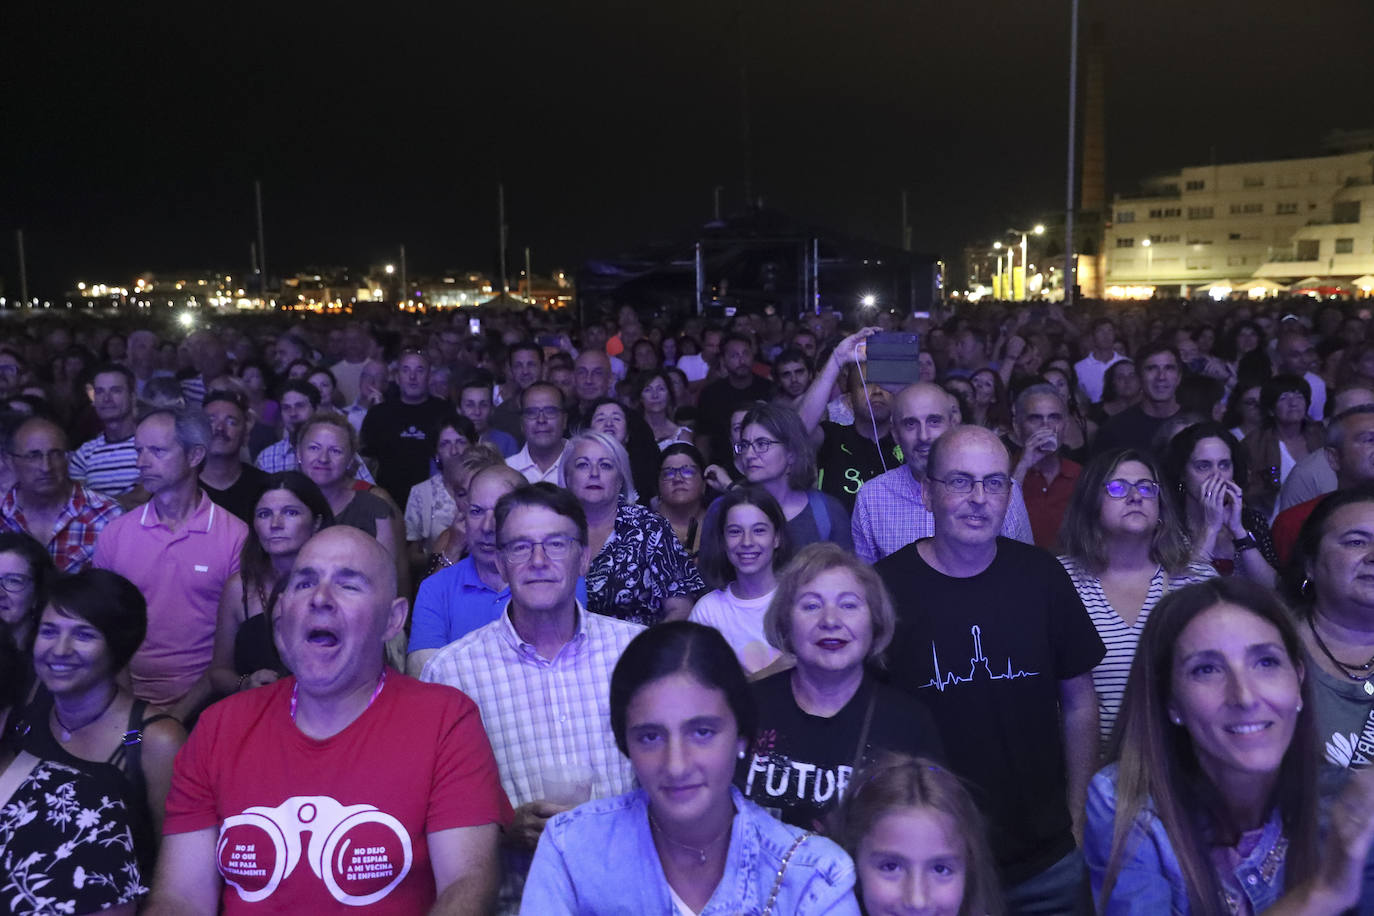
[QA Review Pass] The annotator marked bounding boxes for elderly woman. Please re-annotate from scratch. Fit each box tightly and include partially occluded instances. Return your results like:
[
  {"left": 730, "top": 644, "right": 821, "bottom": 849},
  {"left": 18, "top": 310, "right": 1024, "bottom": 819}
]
[
  {"left": 1290, "top": 486, "right": 1374, "bottom": 818},
  {"left": 21, "top": 568, "right": 188, "bottom": 875},
  {"left": 522, "top": 621, "right": 861, "bottom": 914},
  {"left": 698, "top": 403, "right": 853, "bottom": 562},
  {"left": 1058, "top": 448, "right": 1217, "bottom": 746},
  {"left": 295, "top": 411, "right": 407, "bottom": 595},
  {"left": 1085, "top": 578, "right": 1374, "bottom": 914},
  {"left": 1164, "top": 422, "right": 1279, "bottom": 585},
  {"left": 1242, "top": 373, "right": 1324, "bottom": 519},
  {"left": 403, "top": 413, "right": 477, "bottom": 571},
  {"left": 567, "top": 430, "right": 705, "bottom": 626},
  {"left": 740, "top": 543, "right": 943, "bottom": 832}
]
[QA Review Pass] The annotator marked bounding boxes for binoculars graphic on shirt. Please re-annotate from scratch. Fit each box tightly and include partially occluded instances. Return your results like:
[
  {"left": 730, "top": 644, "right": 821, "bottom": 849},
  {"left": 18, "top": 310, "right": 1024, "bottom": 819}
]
[{"left": 218, "top": 795, "right": 413, "bottom": 906}]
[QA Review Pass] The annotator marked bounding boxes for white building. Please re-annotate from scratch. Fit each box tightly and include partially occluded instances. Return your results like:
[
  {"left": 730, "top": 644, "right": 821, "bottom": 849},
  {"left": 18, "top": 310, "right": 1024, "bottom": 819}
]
[{"left": 1104, "top": 149, "right": 1374, "bottom": 297}]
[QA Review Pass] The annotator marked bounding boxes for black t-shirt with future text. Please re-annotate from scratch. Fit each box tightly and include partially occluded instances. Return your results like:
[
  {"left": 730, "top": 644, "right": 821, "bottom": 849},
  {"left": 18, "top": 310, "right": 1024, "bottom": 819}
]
[
  {"left": 359, "top": 396, "right": 452, "bottom": 507},
  {"left": 735, "top": 670, "right": 944, "bottom": 832},
  {"left": 816, "top": 421, "right": 902, "bottom": 513},
  {"left": 875, "top": 537, "right": 1104, "bottom": 885},
  {"left": 696, "top": 375, "right": 775, "bottom": 463}
]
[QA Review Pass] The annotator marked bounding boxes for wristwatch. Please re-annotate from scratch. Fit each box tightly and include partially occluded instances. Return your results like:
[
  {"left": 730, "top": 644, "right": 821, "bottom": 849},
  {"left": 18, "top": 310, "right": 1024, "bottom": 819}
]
[{"left": 1233, "top": 535, "right": 1257, "bottom": 553}]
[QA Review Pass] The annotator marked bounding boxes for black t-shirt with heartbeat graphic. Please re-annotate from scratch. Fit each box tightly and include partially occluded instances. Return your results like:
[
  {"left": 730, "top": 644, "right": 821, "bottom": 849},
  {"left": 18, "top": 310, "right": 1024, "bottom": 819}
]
[
  {"left": 815, "top": 421, "right": 901, "bottom": 513},
  {"left": 876, "top": 537, "right": 1104, "bottom": 886}
]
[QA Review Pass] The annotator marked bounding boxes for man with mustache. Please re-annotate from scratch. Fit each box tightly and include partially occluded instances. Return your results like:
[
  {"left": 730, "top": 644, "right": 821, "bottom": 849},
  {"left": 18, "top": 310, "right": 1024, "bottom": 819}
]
[
  {"left": 199, "top": 390, "right": 270, "bottom": 524},
  {"left": 876, "top": 426, "right": 1103, "bottom": 913}
]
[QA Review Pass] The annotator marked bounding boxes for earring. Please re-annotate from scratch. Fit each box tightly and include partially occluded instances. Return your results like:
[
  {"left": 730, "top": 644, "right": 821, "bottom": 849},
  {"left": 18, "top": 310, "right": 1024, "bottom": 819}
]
[
  {"left": 1171, "top": 715, "right": 1183, "bottom": 725},
  {"left": 1296, "top": 701, "right": 1303, "bottom": 713},
  {"left": 1300, "top": 577, "right": 1313, "bottom": 597},
  {"left": 737, "top": 748, "right": 746, "bottom": 760}
]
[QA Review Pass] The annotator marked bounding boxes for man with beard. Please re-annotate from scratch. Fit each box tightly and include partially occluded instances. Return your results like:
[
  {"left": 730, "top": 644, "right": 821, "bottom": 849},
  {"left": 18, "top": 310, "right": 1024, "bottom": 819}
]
[
  {"left": 770, "top": 347, "right": 813, "bottom": 410},
  {"left": 795, "top": 329, "right": 902, "bottom": 513},
  {"left": 200, "top": 390, "right": 270, "bottom": 523},
  {"left": 1092, "top": 342, "right": 1182, "bottom": 458}
]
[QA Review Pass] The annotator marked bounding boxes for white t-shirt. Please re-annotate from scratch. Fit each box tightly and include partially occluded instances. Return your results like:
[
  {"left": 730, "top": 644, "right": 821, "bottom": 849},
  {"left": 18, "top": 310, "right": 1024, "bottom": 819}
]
[
  {"left": 689, "top": 585, "right": 780, "bottom": 674},
  {"left": 677, "top": 353, "right": 711, "bottom": 382},
  {"left": 1074, "top": 352, "right": 1125, "bottom": 404}
]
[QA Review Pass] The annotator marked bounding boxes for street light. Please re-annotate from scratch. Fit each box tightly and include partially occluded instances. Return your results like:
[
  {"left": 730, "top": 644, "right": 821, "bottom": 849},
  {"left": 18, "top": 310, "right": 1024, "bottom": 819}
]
[
  {"left": 384, "top": 264, "right": 395, "bottom": 275},
  {"left": 1009, "top": 225, "right": 1045, "bottom": 301}
]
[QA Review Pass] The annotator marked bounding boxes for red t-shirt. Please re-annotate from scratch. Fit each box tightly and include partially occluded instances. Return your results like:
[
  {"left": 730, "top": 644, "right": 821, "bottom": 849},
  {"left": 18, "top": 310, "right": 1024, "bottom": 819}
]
[
  {"left": 1271, "top": 495, "right": 1321, "bottom": 568},
  {"left": 164, "top": 674, "right": 512, "bottom": 913}
]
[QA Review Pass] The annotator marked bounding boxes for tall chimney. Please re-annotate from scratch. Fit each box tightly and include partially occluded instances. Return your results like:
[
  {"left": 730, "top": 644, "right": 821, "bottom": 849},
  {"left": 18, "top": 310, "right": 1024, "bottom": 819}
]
[{"left": 1076, "top": 12, "right": 1108, "bottom": 298}]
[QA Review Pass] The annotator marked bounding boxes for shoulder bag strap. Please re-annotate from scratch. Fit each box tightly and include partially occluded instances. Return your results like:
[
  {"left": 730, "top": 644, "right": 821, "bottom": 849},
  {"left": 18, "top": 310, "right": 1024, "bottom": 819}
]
[
  {"left": 849, "top": 691, "right": 878, "bottom": 778},
  {"left": 761, "top": 830, "right": 812, "bottom": 916},
  {"left": 0, "top": 750, "right": 41, "bottom": 805},
  {"left": 806, "top": 489, "right": 831, "bottom": 542}
]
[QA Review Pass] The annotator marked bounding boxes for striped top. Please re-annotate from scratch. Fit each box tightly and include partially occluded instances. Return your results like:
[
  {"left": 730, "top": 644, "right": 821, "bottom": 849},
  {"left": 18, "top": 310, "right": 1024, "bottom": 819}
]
[
  {"left": 1057, "top": 556, "right": 1217, "bottom": 747},
  {"left": 69, "top": 433, "right": 139, "bottom": 497}
]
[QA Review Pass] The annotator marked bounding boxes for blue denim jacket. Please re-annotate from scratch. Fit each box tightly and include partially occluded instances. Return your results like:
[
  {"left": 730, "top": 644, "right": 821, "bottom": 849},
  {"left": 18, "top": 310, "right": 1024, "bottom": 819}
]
[
  {"left": 521, "top": 787, "right": 860, "bottom": 915},
  {"left": 1084, "top": 765, "right": 1287, "bottom": 914}
]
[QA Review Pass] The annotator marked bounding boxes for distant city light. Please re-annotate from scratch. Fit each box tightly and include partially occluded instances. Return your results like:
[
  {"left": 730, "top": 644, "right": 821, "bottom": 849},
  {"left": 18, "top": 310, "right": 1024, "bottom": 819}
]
[
  {"left": 860, "top": 293, "right": 877, "bottom": 307},
  {"left": 384, "top": 264, "right": 395, "bottom": 275},
  {"left": 178, "top": 312, "right": 195, "bottom": 328}
]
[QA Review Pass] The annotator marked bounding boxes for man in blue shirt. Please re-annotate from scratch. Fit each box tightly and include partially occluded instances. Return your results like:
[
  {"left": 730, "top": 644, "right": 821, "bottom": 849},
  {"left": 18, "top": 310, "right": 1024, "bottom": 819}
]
[{"left": 405, "top": 464, "right": 586, "bottom": 674}]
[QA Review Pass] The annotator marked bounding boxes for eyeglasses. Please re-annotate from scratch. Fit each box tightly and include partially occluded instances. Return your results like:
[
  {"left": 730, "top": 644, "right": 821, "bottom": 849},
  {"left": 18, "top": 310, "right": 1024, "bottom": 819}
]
[
  {"left": 8, "top": 449, "right": 67, "bottom": 466},
  {"left": 734, "top": 437, "right": 779, "bottom": 456},
  {"left": 927, "top": 473, "right": 1011, "bottom": 495},
  {"left": 522, "top": 406, "right": 564, "bottom": 421},
  {"left": 498, "top": 534, "right": 582, "bottom": 565},
  {"left": 660, "top": 465, "right": 699, "bottom": 481},
  {"left": 0, "top": 573, "right": 33, "bottom": 593},
  {"left": 1104, "top": 479, "right": 1160, "bottom": 499}
]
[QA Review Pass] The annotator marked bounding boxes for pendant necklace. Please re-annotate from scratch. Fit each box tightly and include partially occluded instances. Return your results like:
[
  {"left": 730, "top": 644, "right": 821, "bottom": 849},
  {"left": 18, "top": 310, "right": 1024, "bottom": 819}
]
[
  {"left": 649, "top": 811, "right": 732, "bottom": 865},
  {"left": 53, "top": 687, "right": 119, "bottom": 742},
  {"left": 1309, "top": 617, "right": 1374, "bottom": 696}
]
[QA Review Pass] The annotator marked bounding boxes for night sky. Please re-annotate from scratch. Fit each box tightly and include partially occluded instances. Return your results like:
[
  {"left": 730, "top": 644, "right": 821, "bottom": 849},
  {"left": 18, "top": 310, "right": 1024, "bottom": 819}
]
[{"left": 4, "top": 0, "right": 1370, "bottom": 297}]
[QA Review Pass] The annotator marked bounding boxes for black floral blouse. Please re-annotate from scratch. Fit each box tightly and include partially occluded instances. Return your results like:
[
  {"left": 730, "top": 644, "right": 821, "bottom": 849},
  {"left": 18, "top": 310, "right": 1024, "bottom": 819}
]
[
  {"left": 586, "top": 502, "right": 706, "bottom": 626},
  {"left": 0, "top": 756, "right": 146, "bottom": 915}
]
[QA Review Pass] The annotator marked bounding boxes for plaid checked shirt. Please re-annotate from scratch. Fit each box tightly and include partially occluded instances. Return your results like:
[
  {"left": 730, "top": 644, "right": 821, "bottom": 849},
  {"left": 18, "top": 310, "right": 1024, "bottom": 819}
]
[
  {"left": 0, "top": 483, "right": 123, "bottom": 573},
  {"left": 850, "top": 464, "right": 1033, "bottom": 563},
  {"left": 421, "top": 603, "right": 643, "bottom": 914}
]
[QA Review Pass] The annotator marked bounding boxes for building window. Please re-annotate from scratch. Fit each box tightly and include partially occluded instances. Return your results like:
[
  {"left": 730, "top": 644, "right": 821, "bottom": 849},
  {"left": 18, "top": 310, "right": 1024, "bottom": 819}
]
[
  {"left": 1242, "top": 176, "right": 1265, "bottom": 188},
  {"left": 1186, "top": 238, "right": 1213, "bottom": 246},
  {"left": 1116, "top": 211, "right": 1135, "bottom": 223},
  {"left": 1228, "top": 233, "right": 1242, "bottom": 240},
  {"left": 1157, "top": 234, "right": 1180, "bottom": 243},
  {"left": 1336, "top": 238, "right": 1355, "bottom": 254},
  {"left": 1276, "top": 202, "right": 1298, "bottom": 215},
  {"left": 1297, "top": 239, "right": 1320, "bottom": 260},
  {"left": 1147, "top": 207, "right": 1181, "bottom": 219},
  {"left": 1227, "top": 255, "right": 1248, "bottom": 266},
  {"left": 1229, "top": 202, "right": 1264, "bottom": 215},
  {"left": 1185, "top": 179, "right": 1205, "bottom": 191},
  {"left": 1333, "top": 201, "right": 1362, "bottom": 224},
  {"left": 1185, "top": 257, "right": 1212, "bottom": 270},
  {"left": 1115, "top": 238, "right": 1135, "bottom": 248},
  {"left": 1187, "top": 206, "right": 1214, "bottom": 219}
]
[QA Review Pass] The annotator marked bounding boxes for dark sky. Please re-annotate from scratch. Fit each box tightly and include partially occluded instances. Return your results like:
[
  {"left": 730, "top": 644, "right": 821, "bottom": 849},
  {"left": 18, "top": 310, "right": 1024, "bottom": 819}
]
[{"left": 4, "top": 0, "right": 1371, "bottom": 297}]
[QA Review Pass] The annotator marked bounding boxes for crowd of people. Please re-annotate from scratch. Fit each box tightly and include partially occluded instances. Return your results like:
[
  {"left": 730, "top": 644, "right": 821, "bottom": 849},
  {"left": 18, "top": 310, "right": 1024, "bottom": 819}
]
[{"left": 2, "top": 294, "right": 1374, "bottom": 913}]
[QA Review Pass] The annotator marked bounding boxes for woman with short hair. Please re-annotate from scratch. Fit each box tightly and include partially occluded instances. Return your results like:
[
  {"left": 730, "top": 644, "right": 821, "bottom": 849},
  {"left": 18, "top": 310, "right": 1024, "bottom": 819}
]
[
  {"left": 653, "top": 443, "right": 711, "bottom": 560},
  {"left": 1241, "top": 373, "right": 1324, "bottom": 519},
  {"left": 21, "top": 568, "right": 188, "bottom": 876},
  {"left": 740, "top": 543, "right": 943, "bottom": 831},
  {"left": 522, "top": 621, "right": 861, "bottom": 914},
  {"left": 567, "top": 430, "right": 704, "bottom": 626}
]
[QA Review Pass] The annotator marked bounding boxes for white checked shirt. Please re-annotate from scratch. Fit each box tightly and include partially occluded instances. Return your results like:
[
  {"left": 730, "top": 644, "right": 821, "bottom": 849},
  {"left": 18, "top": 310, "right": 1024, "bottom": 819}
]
[
  {"left": 420, "top": 603, "right": 642, "bottom": 808},
  {"left": 850, "top": 464, "right": 1034, "bottom": 563}
]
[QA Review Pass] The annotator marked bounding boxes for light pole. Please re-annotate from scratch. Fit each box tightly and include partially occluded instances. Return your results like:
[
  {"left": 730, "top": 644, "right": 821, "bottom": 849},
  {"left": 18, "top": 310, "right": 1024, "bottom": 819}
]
[
  {"left": 993, "top": 242, "right": 1004, "bottom": 299},
  {"left": 1010, "top": 225, "right": 1046, "bottom": 300}
]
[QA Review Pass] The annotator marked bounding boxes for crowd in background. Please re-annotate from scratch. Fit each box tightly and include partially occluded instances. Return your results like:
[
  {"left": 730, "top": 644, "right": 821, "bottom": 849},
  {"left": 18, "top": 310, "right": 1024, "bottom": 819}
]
[{"left": 3, "top": 293, "right": 1374, "bottom": 914}]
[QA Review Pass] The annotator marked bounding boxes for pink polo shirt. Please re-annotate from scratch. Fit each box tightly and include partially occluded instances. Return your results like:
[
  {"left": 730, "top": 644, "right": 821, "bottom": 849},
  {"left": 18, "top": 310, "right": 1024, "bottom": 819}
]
[{"left": 93, "top": 491, "right": 247, "bottom": 706}]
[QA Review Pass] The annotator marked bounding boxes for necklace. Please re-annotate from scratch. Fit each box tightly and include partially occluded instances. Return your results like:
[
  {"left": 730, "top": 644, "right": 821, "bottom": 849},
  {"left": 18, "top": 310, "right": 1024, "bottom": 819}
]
[
  {"left": 1308, "top": 617, "right": 1374, "bottom": 695},
  {"left": 52, "top": 687, "right": 119, "bottom": 742},
  {"left": 649, "top": 810, "right": 733, "bottom": 865}
]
